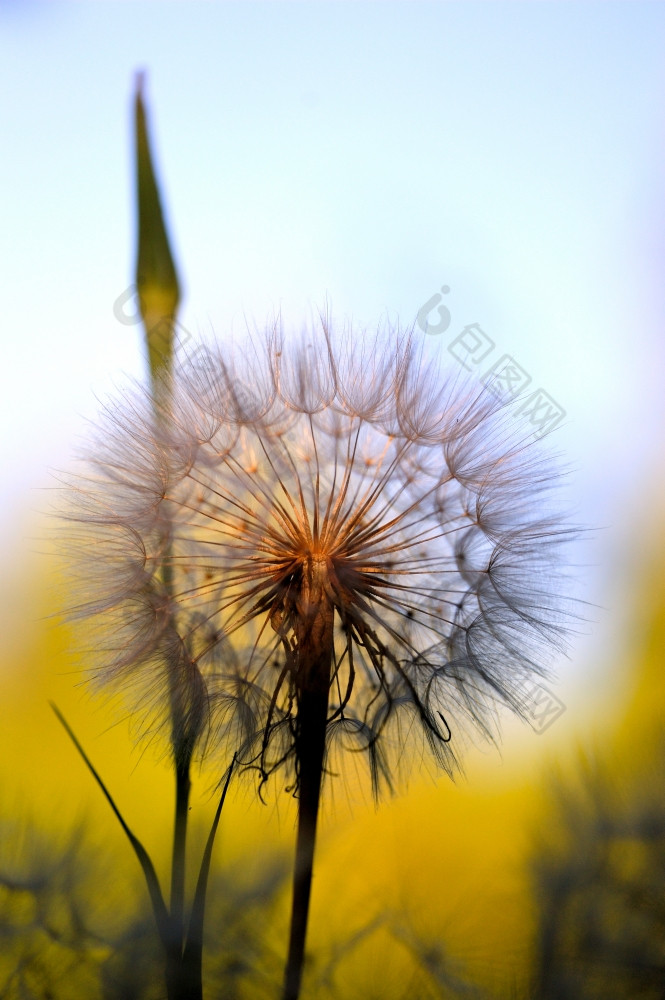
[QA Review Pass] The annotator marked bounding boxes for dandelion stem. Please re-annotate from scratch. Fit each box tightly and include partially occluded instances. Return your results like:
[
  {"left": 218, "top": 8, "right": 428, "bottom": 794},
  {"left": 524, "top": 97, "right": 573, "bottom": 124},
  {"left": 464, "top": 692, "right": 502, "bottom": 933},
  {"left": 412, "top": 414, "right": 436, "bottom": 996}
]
[
  {"left": 165, "top": 747, "right": 193, "bottom": 997},
  {"left": 283, "top": 684, "right": 330, "bottom": 1000},
  {"left": 283, "top": 562, "right": 335, "bottom": 1000},
  {"left": 171, "top": 754, "right": 191, "bottom": 928}
]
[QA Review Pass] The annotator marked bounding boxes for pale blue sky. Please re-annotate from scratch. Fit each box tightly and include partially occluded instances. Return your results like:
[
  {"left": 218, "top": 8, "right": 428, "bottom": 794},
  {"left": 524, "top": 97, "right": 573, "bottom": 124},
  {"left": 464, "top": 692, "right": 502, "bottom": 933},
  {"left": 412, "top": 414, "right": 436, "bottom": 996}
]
[{"left": 1, "top": 2, "right": 664, "bottom": 705}]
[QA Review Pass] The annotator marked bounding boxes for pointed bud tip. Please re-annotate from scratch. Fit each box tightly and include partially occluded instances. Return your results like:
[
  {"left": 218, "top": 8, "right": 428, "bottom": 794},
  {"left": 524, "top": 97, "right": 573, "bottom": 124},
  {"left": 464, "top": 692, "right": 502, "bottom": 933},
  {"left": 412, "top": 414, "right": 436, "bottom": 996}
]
[{"left": 134, "top": 69, "right": 146, "bottom": 100}]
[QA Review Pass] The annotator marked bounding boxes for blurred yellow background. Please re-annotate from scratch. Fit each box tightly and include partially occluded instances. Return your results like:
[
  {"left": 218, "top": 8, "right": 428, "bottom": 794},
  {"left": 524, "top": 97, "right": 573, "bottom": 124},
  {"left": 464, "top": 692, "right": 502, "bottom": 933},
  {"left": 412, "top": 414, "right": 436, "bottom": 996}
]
[{"left": 1, "top": 3, "right": 664, "bottom": 998}]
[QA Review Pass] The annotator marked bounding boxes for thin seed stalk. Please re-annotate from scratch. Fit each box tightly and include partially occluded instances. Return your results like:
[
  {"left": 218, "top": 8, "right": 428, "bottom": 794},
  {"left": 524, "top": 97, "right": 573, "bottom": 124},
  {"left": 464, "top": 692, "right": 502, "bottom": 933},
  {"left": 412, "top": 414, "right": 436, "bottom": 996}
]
[
  {"left": 155, "top": 390, "right": 204, "bottom": 999},
  {"left": 163, "top": 536, "right": 198, "bottom": 999},
  {"left": 283, "top": 559, "right": 335, "bottom": 1000},
  {"left": 165, "top": 746, "right": 196, "bottom": 1000},
  {"left": 171, "top": 752, "right": 192, "bottom": 937}
]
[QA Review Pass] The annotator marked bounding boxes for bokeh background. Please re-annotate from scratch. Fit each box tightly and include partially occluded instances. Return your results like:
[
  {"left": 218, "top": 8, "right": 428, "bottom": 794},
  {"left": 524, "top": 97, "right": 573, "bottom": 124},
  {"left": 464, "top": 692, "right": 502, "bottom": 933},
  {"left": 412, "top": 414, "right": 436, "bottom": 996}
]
[{"left": 1, "top": 3, "right": 664, "bottom": 997}]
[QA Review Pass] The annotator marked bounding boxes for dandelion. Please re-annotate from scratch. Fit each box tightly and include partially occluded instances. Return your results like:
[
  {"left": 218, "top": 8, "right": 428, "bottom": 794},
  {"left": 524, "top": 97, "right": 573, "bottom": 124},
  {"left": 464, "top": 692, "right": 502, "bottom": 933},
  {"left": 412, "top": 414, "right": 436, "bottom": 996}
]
[{"left": 64, "top": 321, "right": 574, "bottom": 1000}]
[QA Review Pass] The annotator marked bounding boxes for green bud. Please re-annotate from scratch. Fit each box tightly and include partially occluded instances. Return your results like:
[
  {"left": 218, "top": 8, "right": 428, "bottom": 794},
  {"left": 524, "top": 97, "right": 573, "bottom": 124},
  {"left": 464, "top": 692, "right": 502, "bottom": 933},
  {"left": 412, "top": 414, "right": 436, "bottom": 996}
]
[{"left": 133, "top": 71, "right": 181, "bottom": 386}]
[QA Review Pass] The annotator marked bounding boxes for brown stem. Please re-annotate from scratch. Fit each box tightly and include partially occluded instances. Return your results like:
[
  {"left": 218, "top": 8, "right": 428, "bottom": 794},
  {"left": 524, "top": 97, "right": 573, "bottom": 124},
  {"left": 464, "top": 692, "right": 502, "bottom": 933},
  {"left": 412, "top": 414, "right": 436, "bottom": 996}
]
[
  {"left": 170, "top": 756, "right": 191, "bottom": 935},
  {"left": 283, "top": 684, "right": 330, "bottom": 1000},
  {"left": 283, "top": 557, "right": 335, "bottom": 1000},
  {"left": 165, "top": 748, "right": 195, "bottom": 1000}
]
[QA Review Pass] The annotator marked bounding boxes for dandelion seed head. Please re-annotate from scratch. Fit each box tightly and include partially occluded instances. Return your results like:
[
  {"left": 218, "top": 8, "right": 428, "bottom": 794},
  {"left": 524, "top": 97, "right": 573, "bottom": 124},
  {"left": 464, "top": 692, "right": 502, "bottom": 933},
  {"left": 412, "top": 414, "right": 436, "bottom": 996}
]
[{"left": 63, "top": 321, "right": 575, "bottom": 793}]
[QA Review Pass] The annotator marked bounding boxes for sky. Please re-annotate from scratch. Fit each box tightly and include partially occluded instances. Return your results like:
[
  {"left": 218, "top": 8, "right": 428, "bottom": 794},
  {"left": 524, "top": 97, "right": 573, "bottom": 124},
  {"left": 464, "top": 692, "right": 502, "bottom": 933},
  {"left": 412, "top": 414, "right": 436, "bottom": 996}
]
[{"left": 1, "top": 0, "right": 664, "bottom": 717}]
